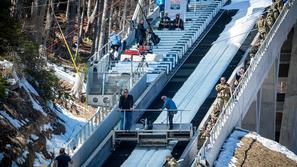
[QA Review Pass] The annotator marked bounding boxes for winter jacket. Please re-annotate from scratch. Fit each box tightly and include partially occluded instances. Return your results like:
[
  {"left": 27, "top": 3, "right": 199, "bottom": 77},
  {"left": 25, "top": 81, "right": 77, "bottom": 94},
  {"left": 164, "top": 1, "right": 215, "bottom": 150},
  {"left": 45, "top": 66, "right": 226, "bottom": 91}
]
[
  {"left": 110, "top": 32, "right": 121, "bottom": 46},
  {"left": 119, "top": 94, "right": 133, "bottom": 111},
  {"left": 162, "top": 98, "right": 177, "bottom": 114}
]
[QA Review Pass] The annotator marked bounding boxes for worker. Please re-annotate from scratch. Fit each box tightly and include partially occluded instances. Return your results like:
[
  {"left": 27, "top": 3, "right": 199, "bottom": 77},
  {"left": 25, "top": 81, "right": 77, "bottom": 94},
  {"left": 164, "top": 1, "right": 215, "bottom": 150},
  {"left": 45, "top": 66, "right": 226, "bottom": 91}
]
[
  {"left": 215, "top": 77, "right": 231, "bottom": 111},
  {"left": 257, "top": 15, "right": 267, "bottom": 39},
  {"left": 165, "top": 155, "right": 177, "bottom": 167},
  {"left": 119, "top": 89, "right": 134, "bottom": 130},
  {"left": 160, "top": 96, "right": 177, "bottom": 130}
]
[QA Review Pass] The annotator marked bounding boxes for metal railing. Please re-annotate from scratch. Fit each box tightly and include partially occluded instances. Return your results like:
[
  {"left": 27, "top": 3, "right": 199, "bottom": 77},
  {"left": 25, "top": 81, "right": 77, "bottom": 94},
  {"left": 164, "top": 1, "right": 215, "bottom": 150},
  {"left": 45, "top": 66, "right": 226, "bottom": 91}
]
[
  {"left": 195, "top": 1, "right": 297, "bottom": 166},
  {"left": 65, "top": 106, "right": 110, "bottom": 155}
]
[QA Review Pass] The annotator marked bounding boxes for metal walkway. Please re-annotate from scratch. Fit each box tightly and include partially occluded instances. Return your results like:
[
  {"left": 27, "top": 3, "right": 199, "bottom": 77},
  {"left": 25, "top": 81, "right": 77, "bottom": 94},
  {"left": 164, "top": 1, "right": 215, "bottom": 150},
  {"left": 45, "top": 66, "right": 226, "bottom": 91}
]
[{"left": 113, "top": 124, "right": 192, "bottom": 147}]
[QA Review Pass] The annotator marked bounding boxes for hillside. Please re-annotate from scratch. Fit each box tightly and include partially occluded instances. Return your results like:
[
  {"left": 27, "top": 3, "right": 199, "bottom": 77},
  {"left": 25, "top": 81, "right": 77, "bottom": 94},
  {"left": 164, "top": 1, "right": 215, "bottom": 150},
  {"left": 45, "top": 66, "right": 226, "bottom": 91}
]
[{"left": 0, "top": 78, "right": 87, "bottom": 166}]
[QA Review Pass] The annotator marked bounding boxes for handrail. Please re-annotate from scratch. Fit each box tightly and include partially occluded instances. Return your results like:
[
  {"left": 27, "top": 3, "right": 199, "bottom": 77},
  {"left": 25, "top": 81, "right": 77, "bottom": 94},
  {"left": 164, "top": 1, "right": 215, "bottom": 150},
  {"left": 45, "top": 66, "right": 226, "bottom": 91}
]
[{"left": 195, "top": 0, "right": 296, "bottom": 165}]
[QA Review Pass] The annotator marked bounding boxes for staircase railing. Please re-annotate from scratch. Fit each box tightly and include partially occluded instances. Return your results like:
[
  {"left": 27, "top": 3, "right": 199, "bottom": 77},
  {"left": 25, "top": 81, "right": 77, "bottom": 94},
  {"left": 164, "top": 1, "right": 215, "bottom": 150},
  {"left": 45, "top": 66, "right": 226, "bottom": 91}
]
[{"left": 195, "top": 1, "right": 297, "bottom": 166}]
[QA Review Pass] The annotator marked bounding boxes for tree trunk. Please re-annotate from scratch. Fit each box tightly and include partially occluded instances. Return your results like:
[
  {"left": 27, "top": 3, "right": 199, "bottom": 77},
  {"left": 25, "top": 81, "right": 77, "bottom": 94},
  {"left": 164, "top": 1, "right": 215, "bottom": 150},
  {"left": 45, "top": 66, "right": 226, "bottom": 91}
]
[
  {"left": 121, "top": 0, "right": 128, "bottom": 31},
  {"left": 98, "top": 0, "right": 108, "bottom": 55},
  {"left": 75, "top": 0, "right": 85, "bottom": 60},
  {"left": 108, "top": 0, "right": 114, "bottom": 36},
  {"left": 85, "top": 0, "right": 92, "bottom": 34},
  {"left": 93, "top": 0, "right": 102, "bottom": 54},
  {"left": 31, "top": 0, "right": 48, "bottom": 44},
  {"left": 65, "top": 0, "right": 77, "bottom": 54},
  {"left": 44, "top": 0, "right": 53, "bottom": 48},
  {"left": 85, "top": 0, "right": 98, "bottom": 36}
]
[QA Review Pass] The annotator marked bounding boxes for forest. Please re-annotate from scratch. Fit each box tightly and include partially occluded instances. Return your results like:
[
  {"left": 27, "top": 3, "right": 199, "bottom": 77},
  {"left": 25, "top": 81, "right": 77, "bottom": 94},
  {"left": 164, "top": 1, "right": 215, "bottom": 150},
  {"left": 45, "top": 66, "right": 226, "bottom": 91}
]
[{"left": 0, "top": 0, "right": 152, "bottom": 166}]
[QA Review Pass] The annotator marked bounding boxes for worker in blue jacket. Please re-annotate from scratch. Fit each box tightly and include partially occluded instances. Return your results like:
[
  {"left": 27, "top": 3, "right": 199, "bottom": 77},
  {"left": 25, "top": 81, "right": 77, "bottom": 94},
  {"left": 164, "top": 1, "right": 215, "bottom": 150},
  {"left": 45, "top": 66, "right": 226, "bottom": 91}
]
[
  {"left": 157, "top": 0, "right": 165, "bottom": 14},
  {"left": 160, "top": 95, "right": 177, "bottom": 130}
]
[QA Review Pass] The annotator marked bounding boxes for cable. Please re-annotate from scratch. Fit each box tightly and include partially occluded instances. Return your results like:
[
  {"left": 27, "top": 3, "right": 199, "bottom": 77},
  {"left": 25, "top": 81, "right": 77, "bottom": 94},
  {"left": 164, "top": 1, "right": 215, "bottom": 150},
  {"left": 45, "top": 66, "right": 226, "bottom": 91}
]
[
  {"left": 17, "top": 0, "right": 78, "bottom": 9},
  {"left": 51, "top": 3, "right": 80, "bottom": 75}
]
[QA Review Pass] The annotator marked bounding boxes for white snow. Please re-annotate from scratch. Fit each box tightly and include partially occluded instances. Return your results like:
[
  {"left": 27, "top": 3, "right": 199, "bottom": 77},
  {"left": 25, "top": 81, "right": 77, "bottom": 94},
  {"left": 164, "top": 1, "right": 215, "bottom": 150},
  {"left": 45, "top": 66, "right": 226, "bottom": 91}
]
[
  {"left": 215, "top": 129, "right": 297, "bottom": 166},
  {"left": 0, "top": 110, "right": 24, "bottom": 129},
  {"left": 41, "top": 123, "right": 53, "bottom": 131},
  {"left": 50, "top": 63, "right": 86, "bottom": 93},
  {"left": 30, "top": 134, "right": 39, "bottom": 141},
  {"left": 29, "top": 95, "right": 47, "bottom": 116},
  {"left": 11, "top": 161, "right": 18, "bottom": 167},
  {"left": 246, "top": 133, "right": 297, "bottom": 162},
  {"left": 19, "top": 79, "right": 39, "bottom": 96},
  {"left": 0, "top": 153, "right": 3, "bottom": 162},
  {"left": 123, "top": 0, "right": 272, "bottom": 166},
  {"left": 16, "top": 150, "right": 28, "bottom": 165},
  {"left": 20, "top": 79, "right": 48, "bottom": 116},
  {"left": 34, "top": 152, "right": 50, "bottom": 167},
  {"left": 46, "top": 102, "right": 86, "bottom": 156},
  {"left": 215, "top": 130, "right": 248, "bottom": 167},
  {"left": 121, "top": 148, "right": 171, "bottom": 167}
]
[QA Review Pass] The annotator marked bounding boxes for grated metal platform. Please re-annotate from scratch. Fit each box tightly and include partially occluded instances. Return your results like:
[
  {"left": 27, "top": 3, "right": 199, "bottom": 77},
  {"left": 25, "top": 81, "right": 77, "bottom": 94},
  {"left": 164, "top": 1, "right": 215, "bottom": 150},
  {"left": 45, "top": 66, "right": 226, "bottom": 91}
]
[{"left": 113, "top": 123, "right": 193, "bottom": 147}]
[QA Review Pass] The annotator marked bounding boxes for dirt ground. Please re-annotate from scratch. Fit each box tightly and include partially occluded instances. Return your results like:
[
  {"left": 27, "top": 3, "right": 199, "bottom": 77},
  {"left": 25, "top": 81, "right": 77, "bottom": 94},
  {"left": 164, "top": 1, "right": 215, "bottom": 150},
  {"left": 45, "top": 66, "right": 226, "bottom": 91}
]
[{"left": 234, "top": 136, "right": 297, "bottom": 167}]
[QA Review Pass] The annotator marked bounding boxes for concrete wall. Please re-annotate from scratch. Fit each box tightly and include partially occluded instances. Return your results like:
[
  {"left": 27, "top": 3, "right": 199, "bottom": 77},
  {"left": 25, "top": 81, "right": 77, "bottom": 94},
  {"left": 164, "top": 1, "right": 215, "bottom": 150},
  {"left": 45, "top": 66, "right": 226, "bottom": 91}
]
[
  {"left": 258, "top": 56, "right": 279, "bottom": 140},
  {"left": 280, "top": 24, "right": 297, "bottom": 154}
]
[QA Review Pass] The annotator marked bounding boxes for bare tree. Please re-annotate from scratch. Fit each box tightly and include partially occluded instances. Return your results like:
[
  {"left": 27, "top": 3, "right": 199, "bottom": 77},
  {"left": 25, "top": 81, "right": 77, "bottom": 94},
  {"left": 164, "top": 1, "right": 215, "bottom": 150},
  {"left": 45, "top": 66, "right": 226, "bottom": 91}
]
[
  {"left": 98, "top": 0, "right": 108, "bottom": 52},
  {"left": 65, "top": 0, "right": 77, "bottom": 51},
  {"left": 75, "top": 0, "right": 85, "bottom": 60},
  {"left": 85, "top": 0, "right": 98, "bottom": 35},
  {"left": 93, "top": 0, "right": 102, "bottom": 53},
  {"left": 108, "top": 0, "right": 114, "bottom": 36},
  {"left": 44, "top": 0, "right": 53, "bottom": 47},
  {"left": 31, "top": 0, "right": 48, "bottom": 44}
]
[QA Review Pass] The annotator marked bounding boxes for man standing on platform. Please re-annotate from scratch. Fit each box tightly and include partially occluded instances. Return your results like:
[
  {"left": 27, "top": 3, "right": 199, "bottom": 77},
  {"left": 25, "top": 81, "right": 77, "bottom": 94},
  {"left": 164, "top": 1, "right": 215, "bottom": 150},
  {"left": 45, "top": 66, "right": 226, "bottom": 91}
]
[
  {"left": 119, "top": 89, "right": 134, "bottom": 130},
  {"left": 160, "top": 95, "right": 177, "bottom": 130}
]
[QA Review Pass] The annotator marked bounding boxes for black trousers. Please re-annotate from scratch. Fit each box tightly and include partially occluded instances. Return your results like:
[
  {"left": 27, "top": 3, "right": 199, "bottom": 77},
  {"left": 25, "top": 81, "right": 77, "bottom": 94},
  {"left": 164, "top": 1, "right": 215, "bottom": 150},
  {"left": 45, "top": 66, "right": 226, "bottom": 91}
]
[{"left": 168, "top": 113, "right": 174, "bottom": 129}]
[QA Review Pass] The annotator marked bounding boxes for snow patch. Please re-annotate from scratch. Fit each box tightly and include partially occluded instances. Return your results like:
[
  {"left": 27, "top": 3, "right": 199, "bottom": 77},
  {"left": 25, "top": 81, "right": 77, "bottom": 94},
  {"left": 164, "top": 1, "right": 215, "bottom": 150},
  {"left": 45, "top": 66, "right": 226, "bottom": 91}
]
[
  {"left": 30, "top": 134, "right": 39, "bottom": 141},
  {"left": 28, "top": 94, "right": 47, "bottom": 116},
  {"left": 16, "top": 150, "right": 28, "bottom": 165},
  {"left": 46, "top": 102, "right": 86, "bottom": 156},
  {"left": 215, "top": 130, "right": 248, "bottom": 167},
  {"left": 0, "top": 110, "right": 24, "bottom": 129},
  {"left": 246, "top": 133, "right": 297, "bottom": 162},
  {"left": 41, "top": 123, "right": 53, "bottom": 131},
  {"left": 19, "top": 79, "right": 47, "bottom": 116},
  {"left": 19, "top": 79, "right": 39, "bottom": 96},
  {"left": 34, "top": 152, "right": 50, "bottom": 166},
  {"left": 216, "top": 130, "right": 297, "bottom": 166},
  {"left": 0, "top": 153, "right": 3, "bottom": 162},
  {"left": 11, "top": 161, "right": 18, "bottom": 167}
]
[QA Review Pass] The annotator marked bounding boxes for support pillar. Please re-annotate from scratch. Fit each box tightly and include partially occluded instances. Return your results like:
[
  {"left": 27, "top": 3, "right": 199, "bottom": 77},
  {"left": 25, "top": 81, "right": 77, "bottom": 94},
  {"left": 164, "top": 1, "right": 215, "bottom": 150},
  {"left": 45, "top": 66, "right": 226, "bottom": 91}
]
[
  {"left": 258, "top": 55, "right": 279, "bottom": 140},
  {"left": 241, "top": 98, "right": 257, "bottom": 131},
  {"left": 241, "top": 89, "right": 261, "bottom": 132},
  {"left": 280, "top": 25, "right": 297, "bottom": 154}
]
